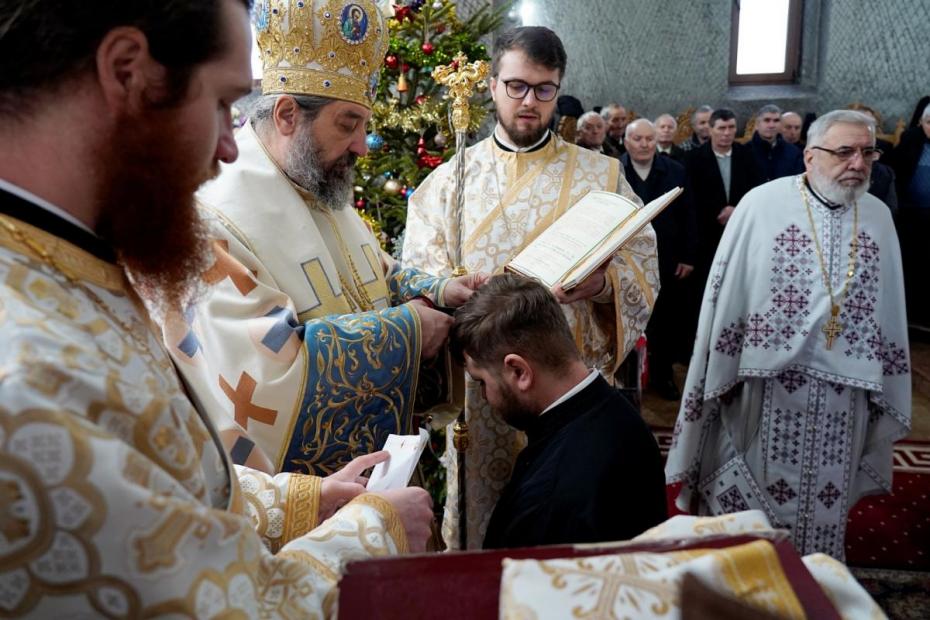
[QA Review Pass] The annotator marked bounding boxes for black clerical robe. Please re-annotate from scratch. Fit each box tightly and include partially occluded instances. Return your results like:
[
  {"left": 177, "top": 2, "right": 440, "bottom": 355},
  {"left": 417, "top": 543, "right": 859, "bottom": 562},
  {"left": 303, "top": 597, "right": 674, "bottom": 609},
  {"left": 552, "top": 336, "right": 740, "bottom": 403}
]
[{"left": 483, "top": 375, "right": 667, "bottom": 549}]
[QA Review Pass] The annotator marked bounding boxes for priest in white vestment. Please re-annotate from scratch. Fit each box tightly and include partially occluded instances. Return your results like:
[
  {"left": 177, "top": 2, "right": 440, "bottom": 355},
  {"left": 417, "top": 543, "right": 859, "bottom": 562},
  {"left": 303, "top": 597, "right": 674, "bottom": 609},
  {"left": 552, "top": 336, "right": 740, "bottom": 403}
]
[
  {"left": 165, "top": 0, "right": 483, "bottom": 477},
  {"left": 403, "top": 27, "right": 659, "bottom": 548},
  {"left": 0, "top": 0, "right": 432, "bottom": 615},
  {"left": 666, "top": 110, "right": 911, "bottom": 560}
]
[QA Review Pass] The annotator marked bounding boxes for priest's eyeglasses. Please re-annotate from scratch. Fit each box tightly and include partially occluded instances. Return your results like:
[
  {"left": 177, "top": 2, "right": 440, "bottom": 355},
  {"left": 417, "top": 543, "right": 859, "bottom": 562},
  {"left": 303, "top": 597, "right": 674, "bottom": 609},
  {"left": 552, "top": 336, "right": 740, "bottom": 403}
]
[
  {"left": 811, "top": 146, "right": 883, "bottom": 163},
  {"left": 502, "top": 79, "right": 560, "bottom": 102}
]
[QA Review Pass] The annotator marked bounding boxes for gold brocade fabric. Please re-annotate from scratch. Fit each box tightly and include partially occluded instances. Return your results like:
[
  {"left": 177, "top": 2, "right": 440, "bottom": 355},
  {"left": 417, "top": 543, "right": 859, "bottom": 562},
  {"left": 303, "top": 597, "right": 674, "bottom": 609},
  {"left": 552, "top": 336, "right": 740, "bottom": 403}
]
[
  {"left": 403, "top": 135, "right": 660, "bottom": 548},
  {"left": 0, "top": 218, "right": 405, "bottom": 617}
]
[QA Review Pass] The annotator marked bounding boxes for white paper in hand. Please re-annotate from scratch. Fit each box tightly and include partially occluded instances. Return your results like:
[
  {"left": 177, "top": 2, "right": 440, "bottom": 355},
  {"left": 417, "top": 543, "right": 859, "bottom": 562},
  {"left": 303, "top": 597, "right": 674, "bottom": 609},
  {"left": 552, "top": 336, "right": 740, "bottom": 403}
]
[{"left": 366, "top": 428, "right": 430, "bottom": 491}]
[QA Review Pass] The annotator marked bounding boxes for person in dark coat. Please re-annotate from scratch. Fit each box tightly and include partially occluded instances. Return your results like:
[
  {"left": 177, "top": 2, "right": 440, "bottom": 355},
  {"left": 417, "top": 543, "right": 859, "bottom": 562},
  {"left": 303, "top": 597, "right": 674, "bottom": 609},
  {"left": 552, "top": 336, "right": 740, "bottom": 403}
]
[
  {"left": 868, "top": 161, "right": 898, "bottom": 215},
  {"left": 655, "top": 113, "right": 687, "bottom": 162},
  {"left": 684, "top": 108, "right": 762, "bottom": 358},
  {"left": 887, "top": 102, "right": 930, "bottom": 328},
  {"left": 450, "top": 274, "right": 667, "bottom": 550},
  {"left": 748, "top": 104, "right": 805, "bottom": 182},
  {"left": 623, "top": 119, "right": 697, "bottom": 400}
]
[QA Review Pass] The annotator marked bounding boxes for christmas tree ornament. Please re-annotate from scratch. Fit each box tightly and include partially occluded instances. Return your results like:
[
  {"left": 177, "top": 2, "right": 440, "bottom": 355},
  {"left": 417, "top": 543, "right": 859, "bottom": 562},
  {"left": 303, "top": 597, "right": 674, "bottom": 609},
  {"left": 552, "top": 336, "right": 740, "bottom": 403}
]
[
  {"left": 434, "top": 23, "right": 446, "bottom": 34},
  {"left": 397, "top": 73, "right": 409, "bottom": 92},
  {"left": 394, "top": 5, "right": 412, "bottom": 21},
  {"left": 415, "top": 94, "right": 427, "bottom": 105},
  {"left": 385, "top": 54, "right": 398, "bottom": 70},
  {"left": 421, "top": 42, "right": 434, "bottom": 55},
  {"left": 383, "top": 179, "right": 401, "bottom": 194},
  {"left": 355, "top": 199, "right": 366, "bottom": 209},
  {"left": 354, "top": 185, "right": 364, "bottom": 193},
  {"left": 366, "top": 133, "right": 385, "bottom": 150},
  {"left": 402, "top": 63, "right": 410, "bottom": 72},
  {"left": 432, "top": 0, "right": 443, "bottom": 8},
  {"left": 405, "top": 187, "right": 416, "bottom": 198}
]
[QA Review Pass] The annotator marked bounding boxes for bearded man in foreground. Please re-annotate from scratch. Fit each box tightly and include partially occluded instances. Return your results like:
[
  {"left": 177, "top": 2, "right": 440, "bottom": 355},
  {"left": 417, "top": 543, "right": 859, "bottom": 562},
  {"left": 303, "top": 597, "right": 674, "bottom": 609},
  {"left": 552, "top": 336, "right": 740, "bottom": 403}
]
[
  {"left": 666, "top": 110, "right": 911, "bottom": 560},
  {"left": 0, "top": 0, "right": 432, "bottom": 615}
]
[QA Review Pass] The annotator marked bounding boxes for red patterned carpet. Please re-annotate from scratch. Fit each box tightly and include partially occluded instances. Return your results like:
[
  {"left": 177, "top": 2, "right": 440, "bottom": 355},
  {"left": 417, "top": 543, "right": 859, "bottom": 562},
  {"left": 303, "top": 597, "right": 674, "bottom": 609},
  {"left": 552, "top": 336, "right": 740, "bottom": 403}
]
[{"left": 654, "top": 430, "right": 930, "bottom": 570}]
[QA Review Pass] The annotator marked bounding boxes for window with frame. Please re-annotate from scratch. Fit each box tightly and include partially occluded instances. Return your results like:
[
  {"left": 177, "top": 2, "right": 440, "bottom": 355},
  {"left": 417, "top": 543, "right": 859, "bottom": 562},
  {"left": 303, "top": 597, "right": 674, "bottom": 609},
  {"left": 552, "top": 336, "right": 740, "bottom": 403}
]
[{"left": 729, "top": 0, "right": 803, "bottom": 85}]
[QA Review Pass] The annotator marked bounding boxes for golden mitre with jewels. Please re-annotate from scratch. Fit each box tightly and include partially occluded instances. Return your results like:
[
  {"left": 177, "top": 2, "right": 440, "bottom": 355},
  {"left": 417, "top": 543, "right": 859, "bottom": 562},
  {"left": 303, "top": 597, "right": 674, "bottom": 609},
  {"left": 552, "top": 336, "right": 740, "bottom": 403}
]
[{"left": 253, "top": 0, "right": 390, "bottom": 108}]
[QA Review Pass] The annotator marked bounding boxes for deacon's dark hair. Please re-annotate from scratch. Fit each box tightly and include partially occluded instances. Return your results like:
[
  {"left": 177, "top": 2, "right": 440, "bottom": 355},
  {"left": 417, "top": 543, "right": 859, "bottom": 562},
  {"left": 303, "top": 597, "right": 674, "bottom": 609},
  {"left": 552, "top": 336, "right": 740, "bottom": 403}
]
[
  {"left": 710, "top": 108, "right": 737, "bottom": 126},
  {"left": 0, "top": 0, "right": 253, "bottom": 118},
  {"left": 491, "top": 27, "right": 567, "bottom": 79},
  {"left": 450, "top": 273, "right": 580, "bottom": 373}
]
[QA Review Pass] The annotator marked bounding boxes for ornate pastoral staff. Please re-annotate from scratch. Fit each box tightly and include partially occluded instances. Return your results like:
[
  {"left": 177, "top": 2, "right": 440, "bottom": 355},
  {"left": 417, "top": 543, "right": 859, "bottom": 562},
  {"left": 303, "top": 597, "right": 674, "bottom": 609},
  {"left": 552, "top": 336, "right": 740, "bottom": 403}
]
[
  {"left": 432, "top": 52, "right": 489, "bottom": 276},
  {"left": 432, "top": 52, "right": 488, "bottom": 549}
]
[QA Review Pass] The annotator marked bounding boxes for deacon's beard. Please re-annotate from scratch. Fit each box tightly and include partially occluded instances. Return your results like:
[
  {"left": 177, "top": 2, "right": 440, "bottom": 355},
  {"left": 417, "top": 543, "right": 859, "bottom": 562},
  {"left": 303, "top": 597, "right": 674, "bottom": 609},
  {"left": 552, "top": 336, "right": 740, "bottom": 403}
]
[
  {"left": 283, "top": 124, "right": 355, "bottom": 210},
  {"left": 498, "top": 109, "right": 551, "bottom": 148},
  {"left": 96, "top": 111, "right": 214, "bottom": 315},
  {"left": 808, "top": 166, "right": 871, "bottom": 205}
]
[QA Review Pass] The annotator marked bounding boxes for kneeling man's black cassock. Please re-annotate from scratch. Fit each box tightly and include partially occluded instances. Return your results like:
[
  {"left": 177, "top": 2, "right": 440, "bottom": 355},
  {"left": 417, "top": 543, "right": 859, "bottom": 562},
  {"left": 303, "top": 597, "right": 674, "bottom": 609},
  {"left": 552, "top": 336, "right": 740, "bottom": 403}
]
[{"left": 483, "top": 375, "right": 667, "bottom": 549}]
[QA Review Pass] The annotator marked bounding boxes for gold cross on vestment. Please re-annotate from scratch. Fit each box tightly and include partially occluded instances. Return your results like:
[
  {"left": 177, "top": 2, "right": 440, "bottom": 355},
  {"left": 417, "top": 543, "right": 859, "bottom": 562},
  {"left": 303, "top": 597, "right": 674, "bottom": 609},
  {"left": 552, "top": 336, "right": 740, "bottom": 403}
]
[{"left": 822, "top": 305, "right": 843, "bottom": 350}]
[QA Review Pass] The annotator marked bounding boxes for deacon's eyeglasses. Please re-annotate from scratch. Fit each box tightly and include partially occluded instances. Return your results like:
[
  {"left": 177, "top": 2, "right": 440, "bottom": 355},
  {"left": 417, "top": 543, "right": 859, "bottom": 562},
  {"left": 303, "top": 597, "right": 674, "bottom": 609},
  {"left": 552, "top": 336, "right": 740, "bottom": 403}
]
[
  {"left": 501, "top": 79, "right": 560, "bottom": 102},
  {"left": 810, "top": 146, "right": 883, "bottom": 163}
]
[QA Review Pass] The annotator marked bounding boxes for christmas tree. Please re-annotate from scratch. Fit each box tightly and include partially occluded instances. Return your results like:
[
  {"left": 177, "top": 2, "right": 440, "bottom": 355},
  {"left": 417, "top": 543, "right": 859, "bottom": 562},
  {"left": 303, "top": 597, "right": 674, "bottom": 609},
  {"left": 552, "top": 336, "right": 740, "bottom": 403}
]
[{"left": 354, "top": 0, "right": 507, "bottom": 253}]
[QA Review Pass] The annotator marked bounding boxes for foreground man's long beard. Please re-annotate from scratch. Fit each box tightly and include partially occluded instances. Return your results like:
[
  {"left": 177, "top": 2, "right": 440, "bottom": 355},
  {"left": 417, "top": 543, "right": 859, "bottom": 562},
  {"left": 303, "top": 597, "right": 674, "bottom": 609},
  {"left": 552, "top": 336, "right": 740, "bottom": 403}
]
[
  {"left": 283, "top": 123, "right": 355, "bottom": 210},
  {"left": 97, "top": 112, "right": 215, "bottom": 314}
]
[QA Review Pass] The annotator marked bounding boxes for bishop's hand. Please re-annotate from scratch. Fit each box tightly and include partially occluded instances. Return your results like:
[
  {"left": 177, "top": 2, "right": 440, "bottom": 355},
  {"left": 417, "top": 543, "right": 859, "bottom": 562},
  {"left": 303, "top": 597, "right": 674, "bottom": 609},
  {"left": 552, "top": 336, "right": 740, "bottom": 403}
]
[
  {"left": 409, "top": 299, "right": 453, "bottom": 359},
  {"left": 441, "top": 271, "right": 490, "bottom": 307},
  {"left": 319, "top": 450, "right": 389, "bottom": 522}
]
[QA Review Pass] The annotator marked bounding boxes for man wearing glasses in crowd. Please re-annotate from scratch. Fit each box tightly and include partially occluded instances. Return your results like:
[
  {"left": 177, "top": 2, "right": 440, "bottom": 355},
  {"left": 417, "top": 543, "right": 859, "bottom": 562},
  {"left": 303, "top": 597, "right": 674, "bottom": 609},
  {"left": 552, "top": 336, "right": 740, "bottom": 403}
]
[
  {"left": 403, "top": 26, "right": 659, "bottom": 549},
  {"left": 667, "top": 110, "right": 910, "bottom": 561}
]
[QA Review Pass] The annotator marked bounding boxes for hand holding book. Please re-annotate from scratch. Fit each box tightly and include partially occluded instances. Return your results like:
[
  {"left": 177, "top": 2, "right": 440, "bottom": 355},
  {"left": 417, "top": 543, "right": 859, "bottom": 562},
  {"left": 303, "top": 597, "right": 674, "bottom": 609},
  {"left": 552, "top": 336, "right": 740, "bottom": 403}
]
[{"left": 507, "top": 187, "right": 682, "bottom": 290}]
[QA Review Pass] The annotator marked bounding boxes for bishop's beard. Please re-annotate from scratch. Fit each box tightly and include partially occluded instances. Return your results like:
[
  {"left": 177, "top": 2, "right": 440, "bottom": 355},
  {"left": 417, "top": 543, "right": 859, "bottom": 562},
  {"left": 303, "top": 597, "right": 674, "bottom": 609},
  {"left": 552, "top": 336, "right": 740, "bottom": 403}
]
[
  {"left": 96, "top": 110, "right": 215, "bottom": 315},
  {"left": 282, "top": 122, "right": 356, "bottom": 210}
]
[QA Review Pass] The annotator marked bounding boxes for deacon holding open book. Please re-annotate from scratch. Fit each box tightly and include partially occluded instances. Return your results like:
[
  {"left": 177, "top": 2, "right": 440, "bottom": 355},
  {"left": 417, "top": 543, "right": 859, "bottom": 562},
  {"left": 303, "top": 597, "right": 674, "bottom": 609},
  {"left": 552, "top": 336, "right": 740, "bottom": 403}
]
[{"left": 403, "top": 26, "right": 660, "bottom": 549}]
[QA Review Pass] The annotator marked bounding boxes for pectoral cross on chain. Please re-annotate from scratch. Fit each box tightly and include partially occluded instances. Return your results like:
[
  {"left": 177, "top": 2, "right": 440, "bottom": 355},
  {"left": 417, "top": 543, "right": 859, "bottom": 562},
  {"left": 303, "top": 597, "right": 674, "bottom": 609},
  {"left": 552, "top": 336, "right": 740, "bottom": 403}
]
[{"left": 822, "top": 305, "right": 843, "bottom": 350}]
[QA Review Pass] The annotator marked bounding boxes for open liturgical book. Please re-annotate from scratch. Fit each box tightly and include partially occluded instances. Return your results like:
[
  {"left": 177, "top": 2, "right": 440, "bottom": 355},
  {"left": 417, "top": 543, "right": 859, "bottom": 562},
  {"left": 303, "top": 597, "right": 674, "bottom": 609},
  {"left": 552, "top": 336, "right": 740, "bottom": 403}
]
[{"left": 507, "top": 187, "right": 682, "bottom": 289}]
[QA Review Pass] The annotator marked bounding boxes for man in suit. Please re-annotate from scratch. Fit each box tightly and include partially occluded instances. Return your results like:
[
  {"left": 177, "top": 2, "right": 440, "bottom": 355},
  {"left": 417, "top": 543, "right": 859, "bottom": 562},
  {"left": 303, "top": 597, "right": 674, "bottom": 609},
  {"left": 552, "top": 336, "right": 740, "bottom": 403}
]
[
  {"left": 684, "top": 109, "right": 761, "bottom": 355},
  {"left": 576, "top": 110, "right": 612, "bottom": 156},
  {"left": 748, "top": 104, "right": 804, "bottom": 182},
  {"left": 601, "top": 103, "right": 628, "bottom": 157},
  {"left": 623, "top": 119, "right": 697, "bottom": 400},
  {"left": 451, "top": 274, "right": 667, "bottom": 549},
  {"left": 687, "top": 108, "right": 762, "bottom": 277},
  {"left": 655, "top": 113, "right": 686, "bottom": 161},
  {"left": 780, "top": 111, "right": 804, "bottom": 146}
]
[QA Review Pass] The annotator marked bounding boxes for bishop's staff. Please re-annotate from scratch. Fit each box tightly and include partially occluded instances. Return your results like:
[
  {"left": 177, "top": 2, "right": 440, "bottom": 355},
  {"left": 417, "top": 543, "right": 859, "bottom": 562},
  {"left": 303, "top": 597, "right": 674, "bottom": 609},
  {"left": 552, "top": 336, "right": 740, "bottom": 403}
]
[{"left": 432, "top": 52, "right": 488, "bottom": 549}]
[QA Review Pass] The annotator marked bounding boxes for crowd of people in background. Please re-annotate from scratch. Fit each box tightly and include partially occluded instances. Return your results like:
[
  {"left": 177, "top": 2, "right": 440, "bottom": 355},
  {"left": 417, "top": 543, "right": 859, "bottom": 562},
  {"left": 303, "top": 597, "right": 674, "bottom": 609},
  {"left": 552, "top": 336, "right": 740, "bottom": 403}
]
[{"left": 560, "top": 97, "right": 930, "bottom": 400}]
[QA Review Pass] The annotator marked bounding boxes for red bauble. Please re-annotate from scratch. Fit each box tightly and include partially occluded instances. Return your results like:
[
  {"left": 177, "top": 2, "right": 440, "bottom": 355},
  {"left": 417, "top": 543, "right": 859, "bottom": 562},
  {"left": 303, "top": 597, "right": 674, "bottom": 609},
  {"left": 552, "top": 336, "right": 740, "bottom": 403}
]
[
  {"left": 402, "top": 63, "right": 410, "bottom": 72},
  {"left": 434, "top": 23, "right": 446, "bottom": 34},
  {"left": 385, "top": 54, "right": 398, "bottom": 70},
  {"left": 421, "top": 42, "right": 434, "bottom": 55},
  {"left": 417, "top": 137, "right": 426, "bottom": 147},
  {"left": 394, "top": 5, "right": 413, "bottom": 21},
  {"left": 355, "top": 199, "right": 366, "bottom": 209}
]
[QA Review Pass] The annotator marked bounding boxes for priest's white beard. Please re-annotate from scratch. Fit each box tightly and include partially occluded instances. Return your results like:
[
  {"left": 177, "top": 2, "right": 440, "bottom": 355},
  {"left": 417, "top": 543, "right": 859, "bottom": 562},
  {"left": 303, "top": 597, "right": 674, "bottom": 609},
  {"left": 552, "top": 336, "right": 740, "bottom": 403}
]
[
  {"left": 808, "top": 167, "right": 870, "bottom": 205},
  {"left": 283, "top": 125, "right": 354, "bottom": 210}
]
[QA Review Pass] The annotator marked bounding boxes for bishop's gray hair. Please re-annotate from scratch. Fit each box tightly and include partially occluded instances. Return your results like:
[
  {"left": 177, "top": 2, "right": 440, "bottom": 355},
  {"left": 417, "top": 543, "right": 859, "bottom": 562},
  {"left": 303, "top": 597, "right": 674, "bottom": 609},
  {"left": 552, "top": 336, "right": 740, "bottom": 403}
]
[
  {"left": 249, "top": 93, "right": 333, "bottom": 135},
  {"left": 805, "top": 110, "right": 875, "bottom": 149}
]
